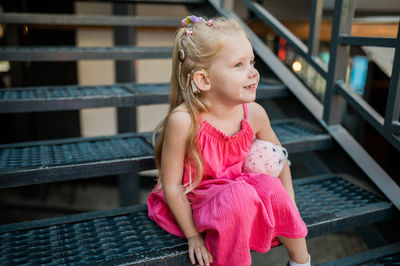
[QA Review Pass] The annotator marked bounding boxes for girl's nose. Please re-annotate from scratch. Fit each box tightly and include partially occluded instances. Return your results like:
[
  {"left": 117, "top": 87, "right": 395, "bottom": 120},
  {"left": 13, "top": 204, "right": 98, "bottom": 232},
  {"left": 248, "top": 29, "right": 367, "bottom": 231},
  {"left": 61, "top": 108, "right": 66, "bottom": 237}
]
[{"left": 248, "top": 67, "right": 258, "bottom": 79}]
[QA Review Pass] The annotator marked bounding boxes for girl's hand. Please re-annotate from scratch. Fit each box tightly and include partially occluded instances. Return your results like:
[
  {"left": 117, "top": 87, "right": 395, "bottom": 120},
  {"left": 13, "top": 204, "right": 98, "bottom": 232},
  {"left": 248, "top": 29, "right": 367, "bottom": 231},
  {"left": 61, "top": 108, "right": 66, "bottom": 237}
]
[{"left": 187, "top": 233, "right": 213, "bottom": 266}]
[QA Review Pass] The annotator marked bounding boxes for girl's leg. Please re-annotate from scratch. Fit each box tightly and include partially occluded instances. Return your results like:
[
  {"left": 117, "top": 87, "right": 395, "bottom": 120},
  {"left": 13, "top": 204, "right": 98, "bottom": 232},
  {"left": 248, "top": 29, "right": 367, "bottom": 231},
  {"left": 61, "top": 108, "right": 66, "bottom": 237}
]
[{"left": 277, "top": 236, "right": 310, "bottom": 264}]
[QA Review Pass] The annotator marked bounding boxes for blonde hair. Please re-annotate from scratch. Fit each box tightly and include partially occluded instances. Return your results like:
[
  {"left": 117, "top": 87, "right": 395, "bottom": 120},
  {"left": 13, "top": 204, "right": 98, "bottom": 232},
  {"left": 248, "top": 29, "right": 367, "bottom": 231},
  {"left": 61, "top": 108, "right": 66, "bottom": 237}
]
[{"left": 154, "top": 17, "right": 246, "bottom": 194}]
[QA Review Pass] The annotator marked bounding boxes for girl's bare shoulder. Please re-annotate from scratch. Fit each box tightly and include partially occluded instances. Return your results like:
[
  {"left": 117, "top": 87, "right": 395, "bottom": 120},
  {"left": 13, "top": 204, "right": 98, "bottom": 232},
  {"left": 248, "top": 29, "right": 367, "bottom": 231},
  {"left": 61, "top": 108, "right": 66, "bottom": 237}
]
[
  {"left": 167, "top": 104, "right": 192, "bottom": 134},
  {"left": 247, "top": 102, "right": 272, "bottom": 137},
  {"left": 247, "top": 102, "right": 270, "bottom": 122},
  {"left": 173, "top": 103, "right": 190, "bottom": 114}
]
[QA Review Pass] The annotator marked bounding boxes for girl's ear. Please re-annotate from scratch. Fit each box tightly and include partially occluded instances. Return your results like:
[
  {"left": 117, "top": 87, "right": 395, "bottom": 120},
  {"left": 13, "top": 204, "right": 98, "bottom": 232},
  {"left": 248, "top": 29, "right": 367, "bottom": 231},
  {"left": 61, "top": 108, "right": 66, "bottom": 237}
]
[{"left": 192, "top": 69, "right": 211, "bottom": 92}]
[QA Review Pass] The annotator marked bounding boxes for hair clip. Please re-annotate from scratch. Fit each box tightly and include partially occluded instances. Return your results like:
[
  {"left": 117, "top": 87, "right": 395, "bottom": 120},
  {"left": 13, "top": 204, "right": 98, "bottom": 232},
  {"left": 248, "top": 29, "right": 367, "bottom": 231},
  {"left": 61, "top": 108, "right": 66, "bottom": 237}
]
[
  {"left": 182, "top": 15, "right": 204, "bottom": 27},
  {"left": 181, "top": 18, "right": 187, "bottom": 27},
  {"left": 181, "top": 15, "right": 212, "bottom": 36}
]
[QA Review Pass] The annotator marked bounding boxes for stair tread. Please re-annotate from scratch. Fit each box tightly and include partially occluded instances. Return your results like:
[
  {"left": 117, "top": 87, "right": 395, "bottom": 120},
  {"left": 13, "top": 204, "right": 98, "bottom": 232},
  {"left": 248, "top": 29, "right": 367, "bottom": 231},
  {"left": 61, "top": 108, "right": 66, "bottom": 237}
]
[
  {"left": 317, "top": 242, "right": 400, "bottom": 266},
  {"left": 0, "top": 13, "right": 181, "bottom": 27},
  {"left": 0, "top": 81, "right": 287, "bottom": 113},
  {"left": 0, "top": 46, "right": 173, "bottom": 61},
  {"left": 0, "top": 174, "right": 393, "bottom": 265},
  {"left": 0, "top": 119, "right": 332, "bottom": 188}
]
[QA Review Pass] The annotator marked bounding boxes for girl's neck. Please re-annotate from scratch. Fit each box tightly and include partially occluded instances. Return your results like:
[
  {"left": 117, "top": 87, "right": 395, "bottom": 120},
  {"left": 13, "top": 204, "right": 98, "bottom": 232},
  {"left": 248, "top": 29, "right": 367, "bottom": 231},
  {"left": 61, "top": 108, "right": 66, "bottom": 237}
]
[
  {"left": 200, "top": 102, "right": 244, "bottom": 137},
  {"left": 205, "top": 101, "right": 243, "bottom": 120}
]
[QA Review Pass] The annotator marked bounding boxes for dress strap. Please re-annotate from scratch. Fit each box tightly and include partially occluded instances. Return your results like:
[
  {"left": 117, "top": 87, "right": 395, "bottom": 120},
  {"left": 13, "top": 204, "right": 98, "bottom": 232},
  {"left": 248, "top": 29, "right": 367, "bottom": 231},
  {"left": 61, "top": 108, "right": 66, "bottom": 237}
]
[{"left": 243, "top": 104, "right": 248, "bottom": 120}]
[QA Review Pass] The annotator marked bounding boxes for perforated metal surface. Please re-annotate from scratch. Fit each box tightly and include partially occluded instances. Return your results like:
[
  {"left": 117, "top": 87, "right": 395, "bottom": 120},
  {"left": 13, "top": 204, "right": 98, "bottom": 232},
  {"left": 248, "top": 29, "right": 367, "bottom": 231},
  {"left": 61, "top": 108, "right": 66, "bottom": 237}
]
[
  {"left": 0, "top": 121, "right": 326, "bottom": 170},
  {"left": 0, "top": 119, "right": 331, "bottom": 188},
  {"left": 0, "top": 136, "right": 153, "bottom": 169},
  {"left": 0, "top": 83, "right": 170, "bottom": 113},
  {"left": 0, "top": 85, "right": 133, "bottom": 100},
  {"left": 0, "top": 209, "right": 186, "bottom": 265},
  {"left": 0, "top": 174, "right": 392, "bottom": 265},
  {"left": 295, "top": 175, "right": 393, "bottom": 238},
  {"left": 0, "top": 13, "right": 181, "bottom": 27},
  {"left": 0, "top": 46, "right": 173, "bottom": 61},
  {"left": 295, "top": 176, "right": 381, "bottom": 221},
  {"left": 0, "top": 82, "right": 285, "bottom": 113},
  {"left": 272, "top": 119, "right": 324, "bottom": 142},
  {"left": 0, "top": 83, "right": 172, "bottom": 101}
]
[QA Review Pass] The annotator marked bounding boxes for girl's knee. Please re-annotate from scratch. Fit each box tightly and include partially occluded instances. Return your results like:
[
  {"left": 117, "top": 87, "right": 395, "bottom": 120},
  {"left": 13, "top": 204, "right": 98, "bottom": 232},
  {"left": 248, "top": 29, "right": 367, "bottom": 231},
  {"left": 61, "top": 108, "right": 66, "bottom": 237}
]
[
  {"left": 233, "top": 182, "right": 260, "bottom": 204},
  {"left": 220, "top": 183, "right": 261, "bottom": 220}
]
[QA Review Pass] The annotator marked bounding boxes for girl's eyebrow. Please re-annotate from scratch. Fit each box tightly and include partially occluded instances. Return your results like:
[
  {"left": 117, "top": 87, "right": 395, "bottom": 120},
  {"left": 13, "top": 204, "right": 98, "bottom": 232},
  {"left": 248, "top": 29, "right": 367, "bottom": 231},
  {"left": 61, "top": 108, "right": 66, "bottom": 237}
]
[{"left": 232, "top": 55, "right": 255, "bottom": 62}]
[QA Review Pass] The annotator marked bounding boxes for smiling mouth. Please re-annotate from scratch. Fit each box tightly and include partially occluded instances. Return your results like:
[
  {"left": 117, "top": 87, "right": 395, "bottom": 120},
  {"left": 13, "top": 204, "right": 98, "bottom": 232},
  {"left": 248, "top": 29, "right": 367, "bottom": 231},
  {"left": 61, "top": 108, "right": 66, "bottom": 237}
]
[{"left": 244, "top": 83, "right": 257, "bottom": 90}]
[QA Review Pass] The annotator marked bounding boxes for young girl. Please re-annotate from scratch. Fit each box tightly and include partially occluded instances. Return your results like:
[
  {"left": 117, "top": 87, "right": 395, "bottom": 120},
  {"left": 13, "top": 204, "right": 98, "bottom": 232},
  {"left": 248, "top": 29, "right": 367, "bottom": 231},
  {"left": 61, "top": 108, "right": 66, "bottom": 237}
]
[{"left": 147, "top": 16, "right": 310, "bottom": 266}]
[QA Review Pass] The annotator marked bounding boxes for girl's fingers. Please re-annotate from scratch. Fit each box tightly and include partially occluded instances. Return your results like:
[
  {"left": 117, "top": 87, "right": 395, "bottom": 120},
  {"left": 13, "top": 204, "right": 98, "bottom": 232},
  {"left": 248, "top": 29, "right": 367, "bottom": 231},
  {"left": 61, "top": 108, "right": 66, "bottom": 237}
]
[
  {"left": 195, "top": 247, "right": 204, "bottom": 266},
  {"left": 201, "top": 247, "right": 210, "bottom": 266},
  {"left": 189, "top": 247, "right": 196, "bottom": 265},
  {"left": 208, "top": 251, "right": 213, "bottom": 263}
]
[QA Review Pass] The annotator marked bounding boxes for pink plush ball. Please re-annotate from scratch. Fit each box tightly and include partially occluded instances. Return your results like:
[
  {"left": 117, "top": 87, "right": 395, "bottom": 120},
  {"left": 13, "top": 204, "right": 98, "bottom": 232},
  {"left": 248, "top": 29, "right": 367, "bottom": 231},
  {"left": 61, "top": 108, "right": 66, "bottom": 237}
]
[{"left": 243, "top": 139, "right": 288, "bottom": 177}]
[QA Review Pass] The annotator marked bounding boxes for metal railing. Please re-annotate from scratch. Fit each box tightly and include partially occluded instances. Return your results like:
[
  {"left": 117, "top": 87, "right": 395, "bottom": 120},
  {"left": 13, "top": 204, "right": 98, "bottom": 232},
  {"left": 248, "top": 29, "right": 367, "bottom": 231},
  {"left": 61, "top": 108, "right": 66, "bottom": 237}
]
[
  {"left": 238, "top": 0, "right": 400, "bottom": 210},
  {"left": 243, "top": 0, "right": 400, "bottom": 151}
]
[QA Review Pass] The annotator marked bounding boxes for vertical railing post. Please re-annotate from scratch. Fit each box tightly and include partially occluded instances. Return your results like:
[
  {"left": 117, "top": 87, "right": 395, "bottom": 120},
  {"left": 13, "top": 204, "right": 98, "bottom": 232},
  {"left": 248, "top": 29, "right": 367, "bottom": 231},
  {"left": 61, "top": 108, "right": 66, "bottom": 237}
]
[
  {"left": 113, "top": 2, "right": 140, "bottom": 206},
  {"left": 384, "top": 24, "right": 400, "bottom": 134},
  {"left": 308, "top": 0, "right": 323, "bottom": 57},
  {"left": 323, "top": 0, "right": 356, "bottom": 125}
]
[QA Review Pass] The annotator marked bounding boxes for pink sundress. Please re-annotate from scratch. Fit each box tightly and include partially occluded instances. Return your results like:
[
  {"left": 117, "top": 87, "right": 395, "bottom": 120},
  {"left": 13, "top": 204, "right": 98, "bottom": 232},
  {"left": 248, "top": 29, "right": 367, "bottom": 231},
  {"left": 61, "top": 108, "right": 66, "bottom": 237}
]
[{"left": 147, "top": 104, "right": 307, "bottom": 266}]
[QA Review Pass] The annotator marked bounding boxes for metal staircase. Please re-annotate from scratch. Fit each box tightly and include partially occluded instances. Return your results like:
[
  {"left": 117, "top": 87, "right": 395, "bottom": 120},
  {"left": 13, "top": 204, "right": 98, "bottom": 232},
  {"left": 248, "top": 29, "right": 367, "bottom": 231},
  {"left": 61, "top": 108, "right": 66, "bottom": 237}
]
[{"left": 0, "top": 0, "right": 399, "bottom": 265}]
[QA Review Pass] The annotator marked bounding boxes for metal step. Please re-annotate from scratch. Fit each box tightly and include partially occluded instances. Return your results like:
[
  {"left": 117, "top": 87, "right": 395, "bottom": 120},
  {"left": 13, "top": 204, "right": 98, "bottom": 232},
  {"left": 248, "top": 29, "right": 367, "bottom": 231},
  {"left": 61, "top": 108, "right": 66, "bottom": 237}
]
[
  {"left": 0, "top": 81, "right": 287, "bottom": 113},
  {"left": 316, "top": 242, "right": 400, "bottom": 266},
  {"left": 0, "top": 13, "right": 181, "bottom": 27},
  {"left": 294, "top": 174, "right": 394, "bottom": 238},
  {"left": 0, "top": 46, "right": 172, "bottom": 61},
  {"left": 0, "top": 174, "right": 393, "bottom": 265},
  {"left": 0, "top": 119, "right": 332, "bottom": 189},
  {"left": 98, "top": 0, "right": 204, "bottom": 4}
]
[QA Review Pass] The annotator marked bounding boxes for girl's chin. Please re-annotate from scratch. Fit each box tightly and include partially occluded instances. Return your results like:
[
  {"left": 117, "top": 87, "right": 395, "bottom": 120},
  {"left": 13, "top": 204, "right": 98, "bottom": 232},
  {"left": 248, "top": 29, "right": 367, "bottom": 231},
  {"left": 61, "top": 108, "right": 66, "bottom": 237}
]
[{"left": 242, "top": 95, "right": 257, "bottom": 103}]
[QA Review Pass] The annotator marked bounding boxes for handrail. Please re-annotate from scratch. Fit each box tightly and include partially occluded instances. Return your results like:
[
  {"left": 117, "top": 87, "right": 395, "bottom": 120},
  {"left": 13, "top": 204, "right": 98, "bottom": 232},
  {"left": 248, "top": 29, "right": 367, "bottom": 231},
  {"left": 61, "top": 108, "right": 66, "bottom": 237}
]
[
  {"left": 339, "top": 35, "right": 398, "bottom": 47},
  {"left": 242, "top": 0, "right": 400, "bottom": 153},
  {"left": 241, "top": 0, "right": 328, "bottom": 79}
]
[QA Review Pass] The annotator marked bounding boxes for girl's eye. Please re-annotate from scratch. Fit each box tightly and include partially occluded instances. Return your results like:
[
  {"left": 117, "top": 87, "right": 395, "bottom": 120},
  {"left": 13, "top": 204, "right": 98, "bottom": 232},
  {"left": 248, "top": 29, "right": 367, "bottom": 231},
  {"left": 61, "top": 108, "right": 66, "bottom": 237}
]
[
  {"left": 251, "top": 60, "right": 256, "bottom": 66},
  {"left": 234, "top": 62, "right": 242, "bottom": 67}
]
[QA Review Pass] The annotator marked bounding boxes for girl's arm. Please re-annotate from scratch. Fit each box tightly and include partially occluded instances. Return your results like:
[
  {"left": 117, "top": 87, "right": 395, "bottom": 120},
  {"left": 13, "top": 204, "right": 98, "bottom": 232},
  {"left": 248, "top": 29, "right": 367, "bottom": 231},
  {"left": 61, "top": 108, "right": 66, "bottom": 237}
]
[
  {"left": 249, "top": 102, "right": 297, "bottom": 206},
  {"left": 161, "top": 110, "right": 212, "bottom": 266}
]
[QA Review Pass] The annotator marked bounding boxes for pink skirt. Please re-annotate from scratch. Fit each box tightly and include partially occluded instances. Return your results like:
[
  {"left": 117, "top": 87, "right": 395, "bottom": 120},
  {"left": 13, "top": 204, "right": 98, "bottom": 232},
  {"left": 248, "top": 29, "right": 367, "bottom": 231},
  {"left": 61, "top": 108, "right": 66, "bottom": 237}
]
[{"left": 148, "top": 173, "right": 307, "bottom": 266}]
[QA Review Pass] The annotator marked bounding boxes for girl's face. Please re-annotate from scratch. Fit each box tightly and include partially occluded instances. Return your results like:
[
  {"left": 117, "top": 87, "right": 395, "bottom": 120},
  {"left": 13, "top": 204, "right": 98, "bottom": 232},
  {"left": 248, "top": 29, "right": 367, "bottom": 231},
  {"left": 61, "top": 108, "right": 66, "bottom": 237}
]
[{"left": 206, "top": 33, "right": 259, "bottom": 106}]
